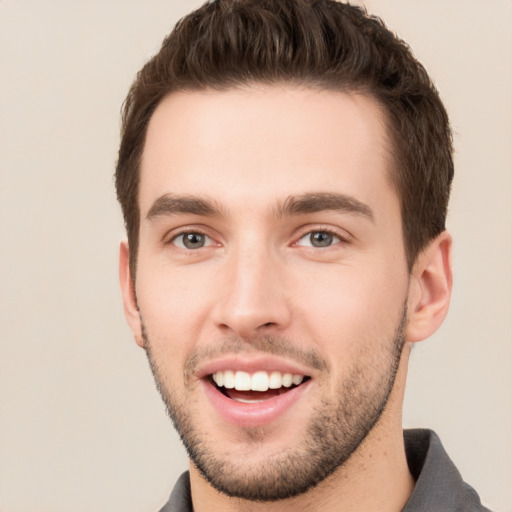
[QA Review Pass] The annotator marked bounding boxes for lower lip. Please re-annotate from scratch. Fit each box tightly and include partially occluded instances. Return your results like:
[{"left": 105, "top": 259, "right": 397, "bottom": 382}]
[{"left": 201, "top": 379, "right": 311, "bottom": 427}]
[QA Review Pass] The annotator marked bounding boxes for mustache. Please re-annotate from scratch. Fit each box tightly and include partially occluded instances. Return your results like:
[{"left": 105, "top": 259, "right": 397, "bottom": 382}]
[
  {"left": 181, "top": 335, "right": 329, "bottom": 382},
  {"left": 140, "top": 319, "right": 328, "bottom": 383}
]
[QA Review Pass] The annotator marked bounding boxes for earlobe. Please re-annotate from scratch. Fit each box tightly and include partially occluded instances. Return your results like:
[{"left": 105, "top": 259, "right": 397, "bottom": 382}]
[
  {"left": 119, "top": 242, "right": 145, "bottom": 348},
  {"left": 406, "top": 231, "right": 453, "bottom": 343}
]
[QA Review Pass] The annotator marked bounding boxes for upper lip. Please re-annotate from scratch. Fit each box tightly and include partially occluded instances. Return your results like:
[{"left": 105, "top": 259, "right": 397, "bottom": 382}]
[{"left": 196, "top": 354, "right": 314, "bottom": 380}]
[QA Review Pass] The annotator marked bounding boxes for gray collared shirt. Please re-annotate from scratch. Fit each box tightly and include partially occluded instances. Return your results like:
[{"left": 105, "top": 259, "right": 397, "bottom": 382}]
[{"left": 159, "top": 429, "right": 492, "bottom": 511}]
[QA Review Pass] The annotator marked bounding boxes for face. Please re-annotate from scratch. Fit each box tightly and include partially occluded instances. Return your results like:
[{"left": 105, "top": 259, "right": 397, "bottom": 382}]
[{"left": 128, "top": 86, "right": 412, "bottom": 500}]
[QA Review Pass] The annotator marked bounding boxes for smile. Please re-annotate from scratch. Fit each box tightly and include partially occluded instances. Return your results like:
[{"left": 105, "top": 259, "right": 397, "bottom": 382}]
[
  {"left": 213, "top": 370, "right": 305, "bottom": 392},
  {"left": 207, "top": 369, "right": 310, "bottom": 410},
  {"left": 211, "top": 370, "right": 308, "bottom": 404},
  {"left": 197, "top": 356, "right": 314, "bottom": 426}
]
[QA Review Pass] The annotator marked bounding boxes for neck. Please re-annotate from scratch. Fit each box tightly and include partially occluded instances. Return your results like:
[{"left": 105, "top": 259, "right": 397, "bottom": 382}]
[{"left": 190, "top": 347, "right": 414, "bottom": 512}]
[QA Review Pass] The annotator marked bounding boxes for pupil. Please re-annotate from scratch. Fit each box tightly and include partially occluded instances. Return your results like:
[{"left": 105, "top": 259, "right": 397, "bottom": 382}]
[
  {"left": 311, "top": 231, "right": 332, "bottom": 247},
  {"left": 184, "top": 233, "right": 204, "bottom": 249}
]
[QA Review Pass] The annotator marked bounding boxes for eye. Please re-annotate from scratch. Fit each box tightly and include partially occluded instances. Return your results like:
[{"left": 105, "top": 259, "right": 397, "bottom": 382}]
[
  {"left": 296, "top": 230, "right": 341, "bottom": 248},
  {"left": 172, "top": 232, "right": 212, "bottom": 249}
]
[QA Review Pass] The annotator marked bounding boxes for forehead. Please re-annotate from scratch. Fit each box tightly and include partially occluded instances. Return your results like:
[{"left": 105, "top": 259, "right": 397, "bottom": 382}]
[{"left": 139, "top": 85, "right": 396, "bottom": 217}]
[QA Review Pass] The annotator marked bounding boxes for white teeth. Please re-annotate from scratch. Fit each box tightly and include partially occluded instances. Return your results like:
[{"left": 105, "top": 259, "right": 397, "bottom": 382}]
[
  {"left": 282, "top": 373, "right": 293, "bottom": 387},
  {"left": 233, "top": 397, "right": 267, "bottom": 404},
  {"left": 292, "top": 374, "right": 303, "bottom": 385},
  {"left": 269, "top": 371, "right": 282, "bottom": 389},
  {"left": 251, "top": 371, "right": 269, "bottom": 392},
  {"left": 223, "top": 370, "right": 235, "bottom": 389},
  {"left": 234, "top": 371, "right": 251, "bottom": 390},
  {"left": 212, "top": 370, "right": 305, "bottom": 391},
  {"left": 214, "top": 370, "right": 224, "bottom": 387}
]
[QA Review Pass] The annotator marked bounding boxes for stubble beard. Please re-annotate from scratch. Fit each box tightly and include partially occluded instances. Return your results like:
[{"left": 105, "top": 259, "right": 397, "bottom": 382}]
[{"left": 143, "top": 307, "right": 407, "bottom": 502}]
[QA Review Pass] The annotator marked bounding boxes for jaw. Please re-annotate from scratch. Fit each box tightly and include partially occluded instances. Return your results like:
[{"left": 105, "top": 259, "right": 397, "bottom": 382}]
[{"left": 188, "top": 355, "right": 414, "bottom": 512}]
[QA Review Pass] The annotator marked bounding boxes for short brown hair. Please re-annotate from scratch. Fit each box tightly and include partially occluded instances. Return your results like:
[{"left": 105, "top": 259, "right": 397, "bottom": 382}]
[{"left": 116, "top": 0, "right": 453, "bottom": 277}]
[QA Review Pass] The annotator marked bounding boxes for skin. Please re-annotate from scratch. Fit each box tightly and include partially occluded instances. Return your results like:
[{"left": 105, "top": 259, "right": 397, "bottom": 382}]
[{"left": 120, "top": 85, "right": 452, "bottom": 511}]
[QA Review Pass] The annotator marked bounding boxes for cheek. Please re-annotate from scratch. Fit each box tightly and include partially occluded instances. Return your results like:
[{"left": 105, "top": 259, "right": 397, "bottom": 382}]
[
  {"left": 135, "top": 262, "right": 215, "bottom": 360},
  {"left": 290, "top": 261, "right": 408, "bottom": 352}
]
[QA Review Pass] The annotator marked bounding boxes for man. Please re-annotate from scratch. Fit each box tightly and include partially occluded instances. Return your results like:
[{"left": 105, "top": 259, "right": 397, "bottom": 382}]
[{"left": 115, "top": 1, "right": 491, "bottom": 510}]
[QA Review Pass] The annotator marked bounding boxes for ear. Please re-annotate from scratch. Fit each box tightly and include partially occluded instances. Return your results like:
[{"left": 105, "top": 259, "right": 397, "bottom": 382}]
[
  {"left": 119, "top": 241, "right": 145, "bottom": 348},
  {"left": 406, "top": 231, "right": 453, "bottom": 342}
]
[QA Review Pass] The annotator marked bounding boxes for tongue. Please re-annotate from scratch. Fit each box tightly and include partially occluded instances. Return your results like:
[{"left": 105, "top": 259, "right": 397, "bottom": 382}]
[{"left": 224, "top": 388, "right": 288, "bottom": 401}]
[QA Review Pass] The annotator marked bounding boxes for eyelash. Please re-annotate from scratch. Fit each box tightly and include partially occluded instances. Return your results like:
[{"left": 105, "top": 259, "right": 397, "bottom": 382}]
[
  {"left": 168, "top": 229, "right": 213, "bottom": 249},
  {"left": 165, "top": 225, "right": 349, "bottom": 251},
  {"left": 293, "top": 227, "right": 349, "bottom": 249}
]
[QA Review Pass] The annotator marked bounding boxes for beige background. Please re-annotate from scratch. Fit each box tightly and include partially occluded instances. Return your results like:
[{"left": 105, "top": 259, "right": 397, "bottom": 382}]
[{"left": 0, "top": 1, "right": 510, "bottom": 511}]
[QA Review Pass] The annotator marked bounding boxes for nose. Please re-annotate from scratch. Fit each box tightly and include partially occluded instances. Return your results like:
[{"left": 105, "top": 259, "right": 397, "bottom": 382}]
[{"left": 212, "top": 244, "right": 292, "bottom": 339}]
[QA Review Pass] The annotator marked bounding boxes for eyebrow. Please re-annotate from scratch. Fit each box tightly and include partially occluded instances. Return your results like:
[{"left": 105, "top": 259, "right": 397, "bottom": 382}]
[
  {"left": 276, "top": 192, "right": 374, "bottom": 221},
  {"left": 146, "top": 191, "right": 374, "bottom": 222},
  {"left": 146, "top": 194, "right": 223, "bottom": 220}
]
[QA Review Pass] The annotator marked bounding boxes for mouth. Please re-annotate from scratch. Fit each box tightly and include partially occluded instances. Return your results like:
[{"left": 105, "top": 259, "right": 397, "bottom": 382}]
[
  {"left": 209, "top": 370, "right": 311, "bottom": 404},
  {"left": 197, "top": 357, "right": 314, "bottom": 426}
]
